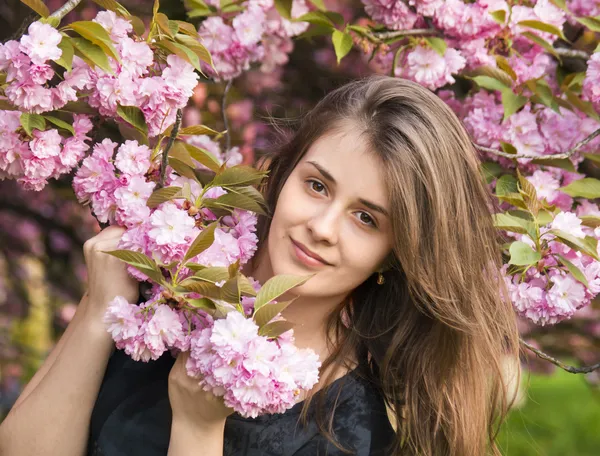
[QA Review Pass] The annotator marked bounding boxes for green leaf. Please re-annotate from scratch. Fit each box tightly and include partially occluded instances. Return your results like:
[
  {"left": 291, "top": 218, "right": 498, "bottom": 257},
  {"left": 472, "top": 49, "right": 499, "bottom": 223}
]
[
  {"left": 481, "top": 162, "right": 504, "bottom": 184},
  {"left": 508, "top": 241, "right": 541, "bottom": 266},
  {"left": 530, "top": 158, "right": 575, "bottom": 172},
  {"left": 155, "top": 13, "right": 175, "bottom": 38},
  {"left": 206, "top": 191, "right": 268, "bottom": 216},
  {"left": 19, "top": 0, "right": 49, "bottom": 17},
  {"left": 331, "top": 30, "right": 353, "bottom": 64},
  {"left": 517, "top": 169, "right": 540, "bottom": 217},
  {"left": 274, "top": 0, "right": 293, "bottom": 19},
  {"left": 295, "top": 11, "right": 335, "bottom": 28},
  {"left": 502, "top": 89, "right": 528, "bottom": 120},
  {"left": 131, "top": 16, "right": 146, "bottom": 36},
  {"left": 472, "top": 75, "right": 510, "bottom": 92},
  {"left": 308, "top": 0, "right": 326, "bottom": 11},
  {"left": 580, "top": 215, "right": 600, "bottom": 228},
  {"left": 224, "top": 185, "right": 268, "bottom": 212},
  {"left": 560, "top": 177, "right": 600, "bottom": 199},
  {"left": 186, "top": 297, "right": 216, "bottom": 310},
  {"left": 43, "top": 115, "right": 75, "bottom": 135},
  {"left": 424, "top": 37, "right": 447, "bottom": 56},
  {"left": 69, "top": 21, "right": 120, "bottom": 62},
  {"left": 549, "top": 230, "right": 600, "bottom": 261},
  {"left": 157, "top": 40, "right": 202, "bottom": 73},
  {"left": 576, "top": 16, "right": 600, "bottom": 32},
  {"left": 20, "top": 113, "right": 46, "bottom": 136},
  {"left": 238, "top": 275, "right": 257, "bottom": 297},
  {"left": 489, "top": 9, "right": 506, "bottom": 25},
  {"left": 147, "top": 186, "right": 183, "bottom": 208},
  {"left": 178, "top": 279, "right": 223, "bottom": 300},
  {"left": 557, "top": 254, "right": 589, "bottom": 287},
  {"left": 211, "top": 165, "right": 267, "bottom": 187},
  {"left": 253, "top": 300, "right": 295, "bottom": 327},
  {"left": 500, "top": 142, "right": 517, "bottom": 155},
  {"left": 518, "top": 19, "right": 567, "bottom": 41},
  {"left": 183, "top": 143, "right": 221, "bottom": 172},
  {"left": 493, "top": 213, "right": 536, "bottom": 236},
  {"left": 520, "top": 31, "right": 560, "bottom": 60},
  {"left": 91, "top": 0, "right": 131, "bottom": 16},
  {"left": 104, "top": 250, "right": 165, "bottom": 283},
  {"left": 169, "top": 157, "right": 198, "bottom": 180},
  {"left": 71, "top": 37, "right": 113, "bottom": 74},
  {"left": 184, "top": 220, "right": 219, "bottom": 261},
  {"left": 258, "top": 320, "right": 295, "bottom": 338},
  {"left": 549, "top": 0, "right": 567, "bottom": 10},
  {"left": 173, "top": 34, "right": 213, "bottom": 67},
  {"left": 185, "top": 263, "right": 207, "bottom": 271},
  {"left": 496, "top": 174, "right": 519, "bottom": 196},
  {"left": 179, "top": 125, "right": 220, "bottom": 136},
  {"left": 116, "top": 105, "right": 148, "bottom": 136},
  {"left": 192, "top": 266, "right": 229, "bottom": 283},
  {"left": 174, "top": 21, "right": 199, "bottom": 37},
  {"left": 254, "top": 274, "right": 313, "bottom": 311},
  {"left": 169, "top": 141, "right": 196, "bottom": 168},
  {"left": 55, "top": 36, "right": 74, "bottom": 72},
  {"left": 495, "top": 56, "right": 517, "bottom": 81}
]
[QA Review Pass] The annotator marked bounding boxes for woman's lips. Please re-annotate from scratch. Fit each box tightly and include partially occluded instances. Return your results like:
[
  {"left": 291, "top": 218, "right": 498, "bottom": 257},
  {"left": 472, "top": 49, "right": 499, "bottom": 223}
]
[{"left": 290, "top": 239, "right": 330, "bottom": 268}]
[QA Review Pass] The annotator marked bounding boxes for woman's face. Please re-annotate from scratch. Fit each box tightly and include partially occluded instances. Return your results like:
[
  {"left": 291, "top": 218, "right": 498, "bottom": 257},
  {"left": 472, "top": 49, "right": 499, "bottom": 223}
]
[{"left": 264, "top": 123, "right": 394, "bottom": 300}]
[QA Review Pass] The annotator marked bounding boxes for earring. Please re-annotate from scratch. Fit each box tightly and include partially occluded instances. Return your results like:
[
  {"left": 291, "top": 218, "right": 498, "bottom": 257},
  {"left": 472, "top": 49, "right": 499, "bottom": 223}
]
[{"left": 377, "top": 271, "right": 385, "bottom": 285}]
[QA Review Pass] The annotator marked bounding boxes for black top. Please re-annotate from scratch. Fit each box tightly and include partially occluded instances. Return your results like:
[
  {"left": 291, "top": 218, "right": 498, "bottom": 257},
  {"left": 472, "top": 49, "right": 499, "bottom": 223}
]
[{"left": 87, "top": 349, "right": 396, "bottom": 456}]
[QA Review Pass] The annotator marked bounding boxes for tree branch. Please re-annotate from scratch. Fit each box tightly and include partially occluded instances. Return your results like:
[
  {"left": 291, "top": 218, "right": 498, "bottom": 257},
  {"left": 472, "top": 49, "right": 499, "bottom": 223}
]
[
  {"left": 521, "top": 338, "right": 600, "bottom": 374},
  {"left": 222, "top": 79, "right": 233, "bottom": 152},
  {"left": 555, "top": 48, "right": 591, "bottom": 60},
  {"left": 371, "top": 28, "right": 439, "bottom": 41},
  {"left": 158, "top": 109, "right": 183, "bottom": 188},
  {"left": 476, "top": 127, "right": 600, "bottom": 160},
  {"left": 50, "top": 0, "right": 83, "bottom": 20}
]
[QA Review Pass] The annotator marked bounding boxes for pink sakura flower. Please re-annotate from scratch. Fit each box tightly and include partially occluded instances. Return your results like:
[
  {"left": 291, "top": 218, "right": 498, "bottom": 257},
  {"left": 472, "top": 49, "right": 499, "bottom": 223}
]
[
  {"left": 544, "top": 274, "right": 587, "bottom": 324},
  {"left": 550, "top": 212, "right": 586, "bottom": 239},
  {"left": 93, "top": 10, "right": 133, "bottom": 41},
  {"left": 117, "top": 37, "right": 154, "bottom": 78},
  {"left": 401, "top": 45, "right": 466, "bottom": 90},
  {"left": 148, "top": 202, "right": 197, "bottom": 245},
  {"left": 209, "top": 311, "right": 258, "bottom": 361},
  {"left": 104, "top": 296, "right": 141, "bottom": 342},
  {"left": 19, "top": 21, "right": 62, "bottom": 65},
  {"left": 583, "top": 53, "right": 600, "bottom": 106},
  {"left": 144, "top": 305, "right": 186, "bottom": 358},
  {"left": 362, "top": 0, "right": 419, "bottom": 31},
  {"left": 5, "top": 83, "right": 53, "bottom": 114},
  {"left": 29, "top": 129, "right": 62, "bottom": 159},
  {"left": 408, "top": 0, "right": 444, "bottom": 17},
  {"left": 114, "top": 140, "right": 152, "bottom": 176},
  {"left": 526, "top": 170, "right": 560, "bottom": 202},
  {"left": 232, "top": 6, "right": 265, "bottom": 47}
]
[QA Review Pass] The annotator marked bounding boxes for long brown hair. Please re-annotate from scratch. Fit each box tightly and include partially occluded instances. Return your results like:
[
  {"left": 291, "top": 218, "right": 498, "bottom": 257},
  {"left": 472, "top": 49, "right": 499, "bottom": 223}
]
[{"left": 254, "top": 75, "right": 520, "bottom": 455}]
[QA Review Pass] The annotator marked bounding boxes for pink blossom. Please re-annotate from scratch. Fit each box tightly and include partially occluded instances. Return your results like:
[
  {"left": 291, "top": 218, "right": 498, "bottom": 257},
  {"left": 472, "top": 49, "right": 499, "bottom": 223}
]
[
  {"left": 362, "top": 0, "right": 419, "bottom": 31},
  {"left": 544, "top": 274, "right": 587, "bottom": 324},
  {"left": 584, "top": 53, "right": 600, "bottom": 105},
  {"left": 526, "top": 170, "right": 560, "bottom": 202},
  {"left": 29, "top": 129, "right": 62, "bottom": 159},
  {"left": 19, "top": 21, "right": 62, "bottom": 65},
  {"left": 117, "top": 37, "right": 154, "bottom": 78},
  {"left": 233, "top": 6, "right": 265, "bottom": 47},
  {"left": 104, "top": 296, "right": 140, "bottom": 342},
  {"left": 401, "top": 45, "right": 466, "bottom": 90},
  {"left": 144, "top": 305, "right": 185, "bottom": 357},
  {"left": 148, "top": 202, "right": 197, "bottom": 245},
  {"left": 551, "top": 212, "right": 586, "bottom": 239},
  {"left": 114, "top": 140, "right": 152, "bottom": 176},
  {"left": 94, "top": 10, "right": 133, "bottom": 40}
]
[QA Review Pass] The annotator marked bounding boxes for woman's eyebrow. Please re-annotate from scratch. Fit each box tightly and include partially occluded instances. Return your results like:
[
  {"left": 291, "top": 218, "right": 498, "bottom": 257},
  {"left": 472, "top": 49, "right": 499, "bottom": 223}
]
[
  {"left": 307, "top": 160, "right": 336, "bottom": 183},
  {"left": 306, "top": 160, "right": 389, "bottom": 217}
]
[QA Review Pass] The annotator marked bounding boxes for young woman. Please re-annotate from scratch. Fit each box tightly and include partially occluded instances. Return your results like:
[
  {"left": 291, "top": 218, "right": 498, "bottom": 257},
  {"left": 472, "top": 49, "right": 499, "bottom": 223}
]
[{"left": 0, "top": 75, "right": 520, "bottom": 456}]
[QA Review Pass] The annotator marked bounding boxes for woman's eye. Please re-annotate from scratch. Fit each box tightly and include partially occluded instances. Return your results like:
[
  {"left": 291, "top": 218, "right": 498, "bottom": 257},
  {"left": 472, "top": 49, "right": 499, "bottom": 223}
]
[
  {"left": 307, "top": 179, "right": 326, "bottom": 194},
  {"left": 356, "top": 211, "right": 376, "bottom": 227}
]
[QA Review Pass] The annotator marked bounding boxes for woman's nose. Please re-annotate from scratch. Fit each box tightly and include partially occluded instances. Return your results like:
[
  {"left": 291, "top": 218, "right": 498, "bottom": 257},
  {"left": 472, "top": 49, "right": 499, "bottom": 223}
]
[{"left": 306, "top": 206, "right": 340, "bottom": 245}]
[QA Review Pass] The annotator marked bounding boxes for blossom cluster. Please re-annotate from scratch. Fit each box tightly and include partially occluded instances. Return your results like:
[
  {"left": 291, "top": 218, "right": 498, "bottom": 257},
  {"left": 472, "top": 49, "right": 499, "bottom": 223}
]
[
  {"left": 187, "top": 311, "right": 321, "bottom": 417},
  {"left": 197, "top": 0, "right": 310, "bottom": 80},
  {"left": 366, "top": 0, "right": 566, "bottom": 90},
  {"left": 502, "top": 209, "right": 600, "bottom": 325},
  {"left": 0, "top": 110, "right": 93, "bottom": 190},
  {"left": 73, "top": 134, "right": 258, "bottom": 270}
]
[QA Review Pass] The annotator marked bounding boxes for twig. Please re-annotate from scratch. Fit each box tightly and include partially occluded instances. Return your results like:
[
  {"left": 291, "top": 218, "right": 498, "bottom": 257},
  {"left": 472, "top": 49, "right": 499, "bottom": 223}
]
[
  {"left": 555, "top": 48, "right": 591, "bottom": 60},
  {"left": 50, "top": 0, "right": 83, "bottom": 20},
  {"left": 371, "top": 28, "right": 439, "bottom": 41},
  {"left": 520, "top": 338, "right": 600, "bottom": 374},
  {"left": 158, "top": 109, "right": 183, "bottom": 188},
  {"left": 476, "top": 127, "right": 600, "bottom": 160},
  {"left": 222, "top": 79, "right": 233, "bottom": 151}
]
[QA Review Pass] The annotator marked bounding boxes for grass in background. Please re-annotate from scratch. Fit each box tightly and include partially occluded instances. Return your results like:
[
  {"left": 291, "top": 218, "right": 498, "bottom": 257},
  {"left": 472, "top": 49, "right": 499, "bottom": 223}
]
[{"left": 498, "top": 368, "right": 600, "bottom": 456}]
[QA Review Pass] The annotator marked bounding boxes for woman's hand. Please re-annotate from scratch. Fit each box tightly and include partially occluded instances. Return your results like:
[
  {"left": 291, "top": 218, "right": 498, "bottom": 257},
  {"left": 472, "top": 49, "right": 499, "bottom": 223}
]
[
  {"left": 167, "top": 351, "right": 232, "bottom": 455},
  {"left": 83, "top": 225, "right": 139, "bottom": 321}
]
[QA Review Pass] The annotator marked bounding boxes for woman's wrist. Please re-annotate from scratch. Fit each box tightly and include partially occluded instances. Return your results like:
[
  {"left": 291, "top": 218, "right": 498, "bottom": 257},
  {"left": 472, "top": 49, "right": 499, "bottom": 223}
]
[{"left": 168, "top": 417, "right": 226, "bottom": 456}]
